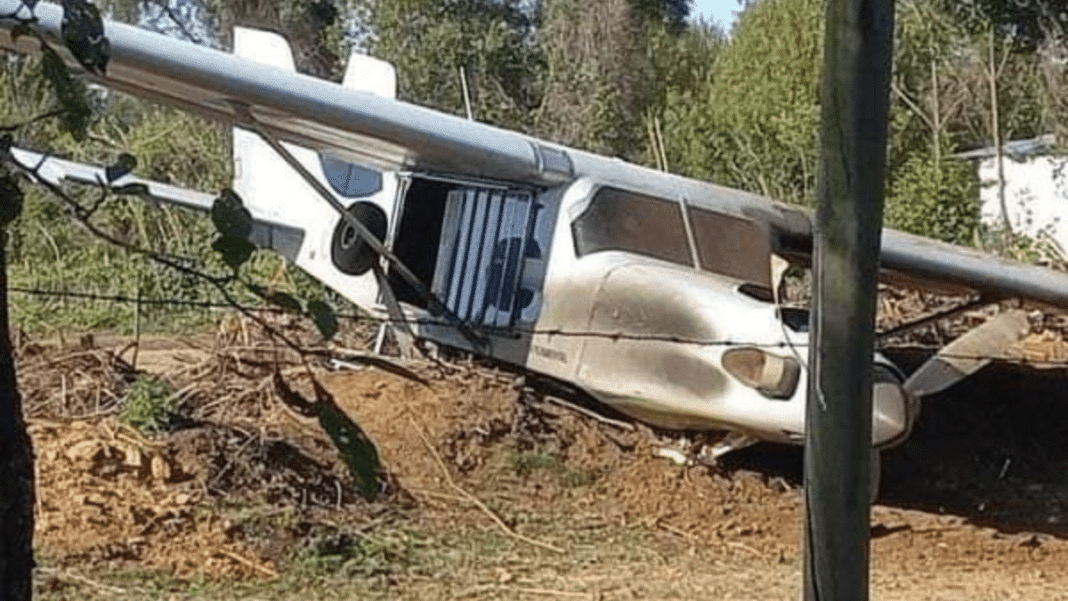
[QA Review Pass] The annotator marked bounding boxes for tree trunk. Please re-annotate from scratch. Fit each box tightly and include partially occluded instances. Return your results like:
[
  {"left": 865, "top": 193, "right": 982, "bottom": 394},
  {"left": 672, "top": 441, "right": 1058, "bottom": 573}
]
[
  {"left": 0, "top": 227, "right": 34, "bottom": 601},
  {"left": 989, "top": 27, "right": 1012, "bottom": 240},
  {"left": 932, "top": 61, "right": 941, "bottom": 169}
]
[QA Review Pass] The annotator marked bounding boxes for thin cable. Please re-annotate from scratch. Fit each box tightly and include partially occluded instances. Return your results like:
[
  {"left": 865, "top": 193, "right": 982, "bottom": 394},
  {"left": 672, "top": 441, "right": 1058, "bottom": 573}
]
[
  {"left": 12, "top": 285, "right": 1068, "bottom": 368},
  {"left": 7, "top": 285, "right": 801, "bottom": 347}
]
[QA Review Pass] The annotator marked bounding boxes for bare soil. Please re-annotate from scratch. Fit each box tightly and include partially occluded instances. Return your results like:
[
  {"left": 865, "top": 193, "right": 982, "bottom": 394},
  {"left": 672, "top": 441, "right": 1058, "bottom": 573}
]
[{"left": 20, "top": 313, "right": 1068, "bottom": 599}]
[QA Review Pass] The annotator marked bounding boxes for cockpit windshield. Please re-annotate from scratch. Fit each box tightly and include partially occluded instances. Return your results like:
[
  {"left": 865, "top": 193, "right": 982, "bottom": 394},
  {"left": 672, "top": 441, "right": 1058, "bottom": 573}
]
[
  {"left": 572, "top": 187, "right": 773, "bottom": 292},
  {"left": 571, "top": 187, "right": 693, "bottom": 266},
  {"left": 687, "top": 205, "right": 772, "bottom": 289}
]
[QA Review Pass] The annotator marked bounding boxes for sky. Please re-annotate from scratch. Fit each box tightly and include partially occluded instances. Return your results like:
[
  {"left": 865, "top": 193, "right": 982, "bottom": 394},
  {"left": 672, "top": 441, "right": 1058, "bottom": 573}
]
[{"left": 690, "top": 0, "right": 743, "bottom": 29}]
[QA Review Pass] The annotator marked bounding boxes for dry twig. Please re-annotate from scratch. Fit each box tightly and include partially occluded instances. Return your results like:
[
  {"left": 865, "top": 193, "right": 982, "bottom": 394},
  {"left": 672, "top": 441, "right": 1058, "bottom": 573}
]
[
  {"left": 213, "top": 549, "right": 279, "bottom": 578},
  {"left": 404, "top": 410, "right": 564, "bottom": 554},
  {"left": 511, "top": 587, "right": 592, "bottom": 598},
  {"left": 537, "top": 393, "right": 635, "bottom": 431},
  {"left": 37, "top": 567, "right": 130, "bottom": 594}
]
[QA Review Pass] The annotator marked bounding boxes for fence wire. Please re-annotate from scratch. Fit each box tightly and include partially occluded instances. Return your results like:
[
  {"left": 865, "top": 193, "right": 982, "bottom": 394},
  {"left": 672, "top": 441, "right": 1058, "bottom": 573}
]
[{"left": 9, "top": 285, "right": 1068, "bottom": 369}]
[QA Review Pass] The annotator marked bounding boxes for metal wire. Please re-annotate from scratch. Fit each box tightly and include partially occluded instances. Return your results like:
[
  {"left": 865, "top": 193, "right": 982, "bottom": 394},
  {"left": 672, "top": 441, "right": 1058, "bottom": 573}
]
[{"left": 10, "top": 285, "right": 1068, "bottom": 368}]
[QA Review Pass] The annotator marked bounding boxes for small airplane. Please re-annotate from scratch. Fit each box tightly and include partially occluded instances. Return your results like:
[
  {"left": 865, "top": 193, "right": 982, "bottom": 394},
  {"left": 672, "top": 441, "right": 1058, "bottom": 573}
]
[{"left": 3, "top": 2, "right": 1067, "bottom": 476}]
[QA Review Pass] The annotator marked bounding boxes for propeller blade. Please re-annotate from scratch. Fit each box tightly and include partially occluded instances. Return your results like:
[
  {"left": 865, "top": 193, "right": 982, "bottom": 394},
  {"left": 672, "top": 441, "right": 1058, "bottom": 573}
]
[{"left": 904, "top": 310, "right": 1030, "bottom": 397}]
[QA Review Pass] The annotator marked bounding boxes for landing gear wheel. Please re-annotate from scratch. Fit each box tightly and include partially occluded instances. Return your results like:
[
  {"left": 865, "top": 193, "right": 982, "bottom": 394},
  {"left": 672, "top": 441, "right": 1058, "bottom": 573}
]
[
  {"left": 870, "top": 448, "right": 881, "bottom": 505},
  {"left": 330, "top": 201, "right": 387, "bottom": 276}
]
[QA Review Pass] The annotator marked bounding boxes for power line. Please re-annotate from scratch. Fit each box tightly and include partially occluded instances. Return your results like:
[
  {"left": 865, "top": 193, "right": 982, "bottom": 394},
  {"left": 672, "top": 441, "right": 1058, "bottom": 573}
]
[
  {"left": 9, "top": 285, "right": 1068, "bottom": 368},
  {"left": 10, "top": 285, "right": 337, "bottom": 315}
]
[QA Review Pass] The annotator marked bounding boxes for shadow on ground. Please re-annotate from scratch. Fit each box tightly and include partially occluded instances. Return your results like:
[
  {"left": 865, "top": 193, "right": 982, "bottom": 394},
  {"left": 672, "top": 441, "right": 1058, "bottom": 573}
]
[{"left": 721, "top": 347, "right": 1068, "bottom": 538}]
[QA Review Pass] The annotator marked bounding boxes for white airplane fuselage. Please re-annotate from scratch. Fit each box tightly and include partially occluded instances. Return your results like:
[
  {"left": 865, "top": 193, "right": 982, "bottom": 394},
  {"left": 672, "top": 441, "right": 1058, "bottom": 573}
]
[{"left": 288, "top": 165, "right": 917, "bottom": 449}]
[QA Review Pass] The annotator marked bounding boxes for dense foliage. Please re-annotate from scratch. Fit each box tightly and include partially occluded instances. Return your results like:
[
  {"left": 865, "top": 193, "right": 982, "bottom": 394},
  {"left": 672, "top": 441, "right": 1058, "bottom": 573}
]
[
  {"left": 368, "top": 0, "right": 543, "bottom": 129},
  {"left": 884, "top": 151, "right": 981, "bottom": 245},
  {"left": 5, "top": 0, "right": 1068, "bottom": 335},
  {"left": 3, "top": 0, "right": 347, "bottom": 334},
  {"left": 663, "top": 0, "right": 824, "bottom": 204}
]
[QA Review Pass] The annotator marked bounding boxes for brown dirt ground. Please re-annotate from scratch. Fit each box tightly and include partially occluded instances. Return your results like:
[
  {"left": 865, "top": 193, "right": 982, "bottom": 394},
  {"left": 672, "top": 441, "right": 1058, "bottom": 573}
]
[
  {"left": 19, "top": 312, "right": 1068, "bottom": 599},
  {"left": 320, "top": 344, "right": 1068, "bottom": 600}
]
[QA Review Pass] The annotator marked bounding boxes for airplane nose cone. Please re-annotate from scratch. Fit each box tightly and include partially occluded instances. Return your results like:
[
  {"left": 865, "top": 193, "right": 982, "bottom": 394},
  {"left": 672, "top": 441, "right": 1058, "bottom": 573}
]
[{"left": 872, "top": 381, "right": 916, "bottom": 447}]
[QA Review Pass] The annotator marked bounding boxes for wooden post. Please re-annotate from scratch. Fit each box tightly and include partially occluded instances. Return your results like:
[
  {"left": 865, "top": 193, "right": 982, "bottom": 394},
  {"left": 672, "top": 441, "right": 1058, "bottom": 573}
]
[
  {"left": 804, "top": 0, "right": 895, "bottom": 599},
  {"left": 0, "top": 217, "right": 34, "bottom": 601}
]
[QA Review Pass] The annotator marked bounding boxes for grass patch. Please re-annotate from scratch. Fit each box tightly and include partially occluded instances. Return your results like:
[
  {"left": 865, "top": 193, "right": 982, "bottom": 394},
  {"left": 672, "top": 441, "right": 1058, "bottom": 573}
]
[
  {"left": 509, "top": 451, "right": 599, "bottom": 488},
  {"left": 32, "top": 503, "right": 795, "bottom": 601}
]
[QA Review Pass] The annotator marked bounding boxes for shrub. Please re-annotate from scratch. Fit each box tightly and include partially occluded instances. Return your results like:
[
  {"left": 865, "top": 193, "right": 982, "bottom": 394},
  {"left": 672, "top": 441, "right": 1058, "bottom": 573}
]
[
  {"left": 121, "top": 376, "right": 178, "bottom": 433},
  {"left": 884, "top": 153, "right": 980, "bottom": 245}
]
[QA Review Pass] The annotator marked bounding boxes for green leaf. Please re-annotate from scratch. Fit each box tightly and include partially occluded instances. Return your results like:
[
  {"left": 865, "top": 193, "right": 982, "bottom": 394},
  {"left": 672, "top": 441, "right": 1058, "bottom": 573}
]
[
  {"left": 247, "top": 283, "right": 303, "bottom": 313},
  {"left": 60, "top": 0, "right": 110, "bottom": 76},
  {"left": 272, "top": 371, "right": 316, "bottom": 417},
  {"left": 105, "top": 152, "right": 136, "bottom": 183},
  {"left": 121, "top": 376, "right": 177, "bottom": 434},
  {"left": 110, "top": 182, "right": 150, "bottom": 196},
  {"left": 313, "top": 387, "right": 382, "bottom": 499},
  {"left": 210, "top": 188, "right": 253, "bottom": 239},
  {"left": 211, "top": 235, "right": 255, "bottom": 272},
  {"left": 39, "top": 45, "right": 92, "bottom": 142},
  {"left": 9, "top": 24, "right": 37, "bottom": 44},
  {"left": 307, "top": 299, "right": 338, "bottom": 340}
]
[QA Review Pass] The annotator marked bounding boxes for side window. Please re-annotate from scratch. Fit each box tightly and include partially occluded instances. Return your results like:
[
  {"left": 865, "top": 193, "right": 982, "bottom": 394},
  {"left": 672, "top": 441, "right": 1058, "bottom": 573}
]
[
  {"left": 687, "top": 206, "right": 772, "bottom": 289},
  {"left": 320, "top": 154, "right": 383, "bottom": 197},
  {"left": 572, "top": 187, "right": 693, "bottom": 266}
]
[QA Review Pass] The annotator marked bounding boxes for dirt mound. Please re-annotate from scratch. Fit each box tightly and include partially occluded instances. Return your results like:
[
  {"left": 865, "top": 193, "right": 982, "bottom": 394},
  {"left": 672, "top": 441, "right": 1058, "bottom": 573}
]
[
  {"left": 30, "top": 405, "right": 392, "bottom": 579},
  {"left": 322, "top": 366, "right": 803, "bottom": 557},
  {"left": 30, "top": 417, "right": 275, "bottom": 579},
  {"left": 19, "top": 307, "right": 1068, "bottom": 593},
  {"left": 22, "top": 319, "right": 392, "bottom": 580},
  {"left": 323, "top": 345, "right": 1068, "bottom": 576},
  {"left": 321, "top": 365, "right": 518, "bottom": 493}
]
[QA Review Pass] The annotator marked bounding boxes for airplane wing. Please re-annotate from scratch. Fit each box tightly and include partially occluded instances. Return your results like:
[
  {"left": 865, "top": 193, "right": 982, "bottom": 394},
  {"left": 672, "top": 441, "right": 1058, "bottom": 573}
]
[
  {"left": 880, "top": 230, "right": 1068, "bottom": 309},
  {"left": 7, "top": 147, "right": 306, "bottom": 260},
  {"left": 3, "top": 1, "right": 1068, "bottom": 313},
  {"left": 0, "top": 0, "right": 573, "bottom": 185}
]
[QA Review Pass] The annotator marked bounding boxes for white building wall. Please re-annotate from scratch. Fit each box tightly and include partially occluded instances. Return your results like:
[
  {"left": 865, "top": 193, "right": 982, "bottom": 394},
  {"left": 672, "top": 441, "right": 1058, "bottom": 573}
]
[{"left": 978, "top": 155, "right": 1068, "bottom": 257}]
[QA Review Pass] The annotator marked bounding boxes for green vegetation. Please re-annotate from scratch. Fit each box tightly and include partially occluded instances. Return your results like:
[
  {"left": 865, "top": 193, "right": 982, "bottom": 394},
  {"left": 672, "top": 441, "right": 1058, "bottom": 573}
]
[
  {"left": 884, "top": 151, "right": 980, "bottom": 245},
  {"left": 4, "top": 0, "right": 1068, "bottom": 337},
  {"left": 2, "top": 56, "right": 234, "bottom": 334},
  {"left": 2, "top": 2, "right": 347, "bottom": 337},
  {"left": 664, "top": 0, "right": 824, "bottom": 204},
  {"left": 120, "top": 375, "right": 178, "bottom": 433},
  {"left": 510, "top": 451, "right": 599, "bottom": 488},
  {"left": 369, "top": 0, "right": 542, "bottom": 131}
]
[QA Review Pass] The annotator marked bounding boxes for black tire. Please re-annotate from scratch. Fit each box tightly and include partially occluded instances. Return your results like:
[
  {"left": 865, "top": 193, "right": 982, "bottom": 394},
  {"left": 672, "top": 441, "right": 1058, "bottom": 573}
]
[
  {"left": 870, "top": 363, "right": 900, "bottom": 503},
  {"left": 330, "top": 201, "right": 387, "bottom": 276},
  {"left": 870, "top": 448, "right": 882, "bottom": 504}
]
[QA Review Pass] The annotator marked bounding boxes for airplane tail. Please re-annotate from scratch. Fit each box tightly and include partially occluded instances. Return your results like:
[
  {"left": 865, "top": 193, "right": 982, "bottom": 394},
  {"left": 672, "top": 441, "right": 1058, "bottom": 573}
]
[{"left": 231, "top": 28, "right": 397, "bottom": 310}]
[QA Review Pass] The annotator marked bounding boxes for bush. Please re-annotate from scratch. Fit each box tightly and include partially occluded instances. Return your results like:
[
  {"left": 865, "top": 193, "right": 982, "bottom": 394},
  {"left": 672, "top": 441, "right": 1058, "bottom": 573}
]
[
  {"left": 121, "top": 376, "right": 178, "bottom": 433},
  {"left": 884, "top": 153, "right": 980, "bottom": 245}
]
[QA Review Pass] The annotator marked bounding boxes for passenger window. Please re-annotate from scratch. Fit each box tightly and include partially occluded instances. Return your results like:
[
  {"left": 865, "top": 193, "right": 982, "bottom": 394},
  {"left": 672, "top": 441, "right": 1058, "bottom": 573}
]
[
  {"left": 687, "top": 206, "right": 772, "bottom": 289},
  {"left": 320, "top": 154, "right": 383, "bottom": 197},
  {"left": 572, "top": 187, "right": 693, "bottom": 266}
]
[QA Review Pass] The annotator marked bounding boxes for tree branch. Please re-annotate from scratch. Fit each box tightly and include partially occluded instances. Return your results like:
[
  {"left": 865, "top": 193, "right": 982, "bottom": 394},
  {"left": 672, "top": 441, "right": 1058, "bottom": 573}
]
[{"left": 3, "top": 150, "right": 314, "bottom": 357}]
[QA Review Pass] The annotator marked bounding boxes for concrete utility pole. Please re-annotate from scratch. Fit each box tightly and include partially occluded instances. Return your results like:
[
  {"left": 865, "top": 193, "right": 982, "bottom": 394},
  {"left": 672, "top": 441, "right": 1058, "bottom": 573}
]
[{"left": 804, "top": 0, "right": 895, "bottom": 599}]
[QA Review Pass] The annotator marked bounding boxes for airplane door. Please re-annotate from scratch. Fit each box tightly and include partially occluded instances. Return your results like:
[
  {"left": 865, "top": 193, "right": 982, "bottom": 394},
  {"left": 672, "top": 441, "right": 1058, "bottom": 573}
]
[{"left": 431, "top": 186, "right": 546, "bottom": 329}]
